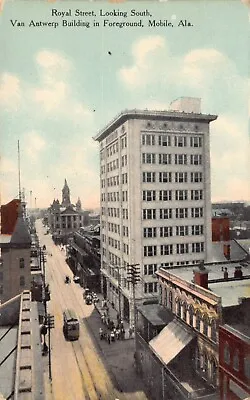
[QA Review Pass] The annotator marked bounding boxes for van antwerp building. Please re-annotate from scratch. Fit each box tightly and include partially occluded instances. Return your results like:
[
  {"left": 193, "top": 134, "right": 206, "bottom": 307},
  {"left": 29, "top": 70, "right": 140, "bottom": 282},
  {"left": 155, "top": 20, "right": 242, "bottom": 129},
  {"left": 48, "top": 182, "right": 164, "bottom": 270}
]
[{"left": 94, "top": 97, "right": 217, "bottom": 324}]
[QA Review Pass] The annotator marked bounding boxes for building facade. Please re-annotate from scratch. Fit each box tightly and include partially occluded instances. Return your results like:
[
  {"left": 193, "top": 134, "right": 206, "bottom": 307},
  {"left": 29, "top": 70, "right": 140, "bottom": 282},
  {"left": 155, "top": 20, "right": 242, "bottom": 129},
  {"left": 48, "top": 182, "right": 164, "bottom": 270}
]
[
  {"left": 47, "top": 179, "right": 87, "bottom": 244},
  {"left": 67, "top": 225, "right": 101, "bottom": 292},
  {"left": 156, "top": 265, "right": 221, "bottom": 390},
  {"left": 219, "top": 324, "right": 250, "bottom": 400},
  {"left": 0, "top": 200, "right": 32, "bottom": 304},
  {"left": 94, "top": 98, "right": 217, "bottom": 324}
]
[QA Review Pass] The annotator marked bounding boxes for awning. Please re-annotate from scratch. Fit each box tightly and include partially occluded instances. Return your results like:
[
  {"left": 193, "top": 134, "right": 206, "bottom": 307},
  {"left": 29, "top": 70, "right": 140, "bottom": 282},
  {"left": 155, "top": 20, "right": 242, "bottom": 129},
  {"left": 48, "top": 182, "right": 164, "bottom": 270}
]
[{"left": 149, "top": 319, "right": 195, "bottom": 365}]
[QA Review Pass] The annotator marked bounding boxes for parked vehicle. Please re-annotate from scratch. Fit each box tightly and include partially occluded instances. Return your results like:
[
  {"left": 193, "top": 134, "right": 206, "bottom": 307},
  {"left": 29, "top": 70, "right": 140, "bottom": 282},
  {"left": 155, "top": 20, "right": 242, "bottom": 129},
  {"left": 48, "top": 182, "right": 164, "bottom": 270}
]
[
  {"left": 63, "top": 309, "right": 79, "bottom": 340},
  {"left": 85, "top": 295, "right": 92, "bottom": 305},
  {"left": 73, "top": 276, "right": 80, "bottom": 284},
  {"left": 65, "top": 276, "right": 71, "bottom": 284},
  {"left": 83, "top": 288, "right": 90, "bottom": 299}
]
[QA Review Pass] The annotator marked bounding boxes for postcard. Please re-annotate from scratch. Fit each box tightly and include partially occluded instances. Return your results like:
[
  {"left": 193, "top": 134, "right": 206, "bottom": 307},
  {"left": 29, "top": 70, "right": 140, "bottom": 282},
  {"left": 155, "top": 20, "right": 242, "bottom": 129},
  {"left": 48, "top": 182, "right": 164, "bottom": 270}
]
[{"left": 0, "top": 1, "right": 249, "bottom": 399}]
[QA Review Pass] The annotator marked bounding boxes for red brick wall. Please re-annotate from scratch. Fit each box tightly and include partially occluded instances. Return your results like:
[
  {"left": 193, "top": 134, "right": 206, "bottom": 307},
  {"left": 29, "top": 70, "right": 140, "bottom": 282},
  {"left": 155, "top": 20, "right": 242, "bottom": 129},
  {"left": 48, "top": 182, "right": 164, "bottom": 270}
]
[
  {"left": 1, "top": 199, "right": 20, "bottom": 234},
  {"left": 219, "top": 326, "right": 250, "bottom": 399},
  {"left": 212, "top": 217, "right": 230, "bottom": 242}
]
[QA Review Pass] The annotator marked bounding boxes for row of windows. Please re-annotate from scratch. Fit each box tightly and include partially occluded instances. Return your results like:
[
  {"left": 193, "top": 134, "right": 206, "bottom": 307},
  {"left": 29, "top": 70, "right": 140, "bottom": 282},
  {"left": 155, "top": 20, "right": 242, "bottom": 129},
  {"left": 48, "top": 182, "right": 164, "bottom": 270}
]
[
  {"left": 103, "top": 189, "right": 202, "bottom": 203},
  {"left": 143, "top": 225, "right": 204, "bottom": 237},
  {"left": 106, "top": 159, "right": 119, "bottom": 172},
  {"left": 108, "top": 237, "right": 120, "bottom": 250},
  {"left": 143, "top": 189, "right": 203, "bottom": 201},
  {"left": 101, "top": 171, "right": 203, "bottom": 188},
  {"left": 143, "top": 207, "right": 203, "bottom": 219},
  {"left": 102, "top": 135, "right": 127, "bottom": 159},
  {"left": 161, "top": 289, "right": 217, "bottom": 341},
  {"left": 144, "top": 282, "right": 158, "bottom": 293},
  {"left": 142, "top": 153, "right": 202, "bottom": 165},
  {"left": 144, "top": 261, "right": 202, "bottom": 275},
  {"left": 102, "top": 154, "right": 128, "bottom": 175},
  {"left": 59, "top": 215, "right": 82, "bottom": 221},
  {"left": 107, "top": 222, "right": 120, "bottom": 234},
  {"left": 224, "top": 344, "right": 250, "bottom": 379},
  {"left": 103, "top": 250, "right": 121, "bottom": 267},
  {"left": 102, "top": 191, "right": 129, "bottom": 202},
  {"left": 142, "top": 171, "right": 203, "bottom": 183},
  {"left": 144, "top": 242, "right": 204, "bottom": 256},
  {"left": 142, "top": 134, "right": 202, "bottom": 148}
]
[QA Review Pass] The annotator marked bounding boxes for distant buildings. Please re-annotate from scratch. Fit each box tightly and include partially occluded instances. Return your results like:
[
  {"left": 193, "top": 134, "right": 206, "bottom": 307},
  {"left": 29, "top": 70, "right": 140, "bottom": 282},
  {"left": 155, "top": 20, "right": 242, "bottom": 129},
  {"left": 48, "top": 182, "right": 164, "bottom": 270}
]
[
  {"left": 0, "top": 199, "right": 31, "bottom": 304},
  {"left": 94, "top": 97, "right": 217, "bottom": 324},
  {"left": 47, "top": 179, "right": 89, "bottom": 244},
  {"left": 67, "top": 225, "right": 101, "bottom": 291}
]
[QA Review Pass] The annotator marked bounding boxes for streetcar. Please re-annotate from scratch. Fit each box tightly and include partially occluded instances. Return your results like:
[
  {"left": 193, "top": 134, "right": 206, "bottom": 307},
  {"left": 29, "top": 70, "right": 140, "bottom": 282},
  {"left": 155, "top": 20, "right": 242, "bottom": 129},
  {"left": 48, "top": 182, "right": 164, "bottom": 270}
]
[{"left": 62, "top": 309, "right": 80, "bottom": 340}]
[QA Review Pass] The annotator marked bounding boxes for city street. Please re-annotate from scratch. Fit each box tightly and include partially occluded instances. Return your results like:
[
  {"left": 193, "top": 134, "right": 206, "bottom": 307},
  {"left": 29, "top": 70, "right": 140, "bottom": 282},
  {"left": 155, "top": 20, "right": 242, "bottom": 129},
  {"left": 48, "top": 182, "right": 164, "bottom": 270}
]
[{"left": 36, "top": 220, "right": 148, "bottom": 400}]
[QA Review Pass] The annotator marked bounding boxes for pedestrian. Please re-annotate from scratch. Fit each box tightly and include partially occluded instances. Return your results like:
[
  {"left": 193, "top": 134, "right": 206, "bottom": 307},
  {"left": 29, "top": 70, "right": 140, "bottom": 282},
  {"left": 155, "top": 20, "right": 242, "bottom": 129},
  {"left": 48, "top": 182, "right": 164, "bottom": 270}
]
[
  {"left": 110, "top": 330, "right": 115, "bottom": 342},
  {"left": 107, "top": 333, "right": 111, "bottom": 344},
  {"left": 129, "top": 327, "right": 133, "bottom": 338},
  {"left": 116, "top": 328, "right": 120, "bottom": 340},
  {"left": 99, "top": 327, "right": 103, "bottom": 340},
  {"left": 101, "top": 314, "right": 105, "bottom": 324}
]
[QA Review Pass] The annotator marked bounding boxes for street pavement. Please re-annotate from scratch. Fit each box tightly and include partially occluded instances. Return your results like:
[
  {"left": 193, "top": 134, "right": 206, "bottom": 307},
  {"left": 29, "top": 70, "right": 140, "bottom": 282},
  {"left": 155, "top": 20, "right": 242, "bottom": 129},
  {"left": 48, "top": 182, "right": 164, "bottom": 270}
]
[{"left": 37, "top": 220, "right": 148, "bottom": 400}]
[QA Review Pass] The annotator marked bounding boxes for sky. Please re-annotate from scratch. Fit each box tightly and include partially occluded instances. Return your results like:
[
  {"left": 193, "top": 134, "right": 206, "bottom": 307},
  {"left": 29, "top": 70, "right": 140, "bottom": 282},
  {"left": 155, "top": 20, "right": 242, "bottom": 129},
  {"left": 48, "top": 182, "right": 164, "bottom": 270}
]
[{"left": 0, "top": 0, "right": 249, "bottom": 210}]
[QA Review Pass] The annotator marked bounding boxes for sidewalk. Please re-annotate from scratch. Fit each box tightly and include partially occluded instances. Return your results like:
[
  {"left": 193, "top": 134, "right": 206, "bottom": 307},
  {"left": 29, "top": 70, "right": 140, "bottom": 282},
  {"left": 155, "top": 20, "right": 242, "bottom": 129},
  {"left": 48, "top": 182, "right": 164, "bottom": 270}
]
[
  {"left": 91, "top": 292, "right": 135, "bottom": 340},
  {"left": 85, "top": 295, "right": 148, "bottom": 398}
]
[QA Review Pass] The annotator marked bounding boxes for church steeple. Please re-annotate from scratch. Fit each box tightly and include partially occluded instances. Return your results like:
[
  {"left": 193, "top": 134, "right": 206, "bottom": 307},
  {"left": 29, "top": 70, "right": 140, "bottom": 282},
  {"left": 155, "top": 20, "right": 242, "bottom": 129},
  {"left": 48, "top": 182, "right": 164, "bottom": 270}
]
[
  {"left": 76, "top": 197, "right": 82, "bottom": 211},
  {"left": 62, "top": 179, "right": 71, "bottom": 207}
]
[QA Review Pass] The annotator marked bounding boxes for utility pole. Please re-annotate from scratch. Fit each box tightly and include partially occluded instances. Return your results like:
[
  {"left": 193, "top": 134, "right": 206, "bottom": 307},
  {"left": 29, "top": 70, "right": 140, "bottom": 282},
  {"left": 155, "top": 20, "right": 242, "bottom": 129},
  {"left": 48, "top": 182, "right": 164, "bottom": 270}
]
[
  {"left": 46, "top": 314, "right": 54, "bottom": 381},
  {"left": 127, "top": 264, "right": 140, "bottom": 331},
  {"left": 127, "top": 263, "right": 140, "bottom": 371}
]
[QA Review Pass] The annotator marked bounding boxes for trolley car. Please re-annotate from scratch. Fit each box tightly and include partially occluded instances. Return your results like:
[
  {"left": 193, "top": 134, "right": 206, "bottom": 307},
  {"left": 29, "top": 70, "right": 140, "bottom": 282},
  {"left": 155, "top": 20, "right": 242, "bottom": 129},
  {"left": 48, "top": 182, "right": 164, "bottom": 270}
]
[{"left": 63, "top": 309, "right": 80, "bottom": 340}]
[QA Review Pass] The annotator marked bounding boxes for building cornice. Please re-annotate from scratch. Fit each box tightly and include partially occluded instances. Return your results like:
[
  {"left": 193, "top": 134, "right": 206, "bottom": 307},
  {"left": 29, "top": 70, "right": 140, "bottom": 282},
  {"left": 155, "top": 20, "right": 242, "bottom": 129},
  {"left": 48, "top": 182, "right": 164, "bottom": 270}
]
[
  {"left": 157, "top": 267, "right": 220, "bottom": 307},
  {"left": 94, "top": 109, "right": 218, "bottom": 142}
]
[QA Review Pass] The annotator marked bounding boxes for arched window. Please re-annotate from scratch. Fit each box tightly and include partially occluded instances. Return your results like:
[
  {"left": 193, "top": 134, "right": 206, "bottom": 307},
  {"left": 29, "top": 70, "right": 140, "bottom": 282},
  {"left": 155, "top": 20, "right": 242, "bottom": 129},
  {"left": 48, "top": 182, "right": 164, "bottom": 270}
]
[
  {"left": 211, "top": 319, "right": 217, "bottom": 342},
  {"left": 197, "top": 348, "right": 204, "bottom": 370},
  {"left": 164, "top": 288, "right": 167, "bottom": 306},
  {"left": 196, "top": 310, "right": 201, "bottom": 331},
  {"left": 203, "top": 352, "right": 208, "bottom": 374},
  {"left": 182, "top": 302, "right": 187, "bottom": 322},
  {"left": 224, "top": 342, "right": 230, "bottom": 365},
  {"left": 203, "top": 314, "right": 209, "bottom": 336},
  {"left": 176, "top": 298, "right": 181, "bottom": 317},
  {"left": 189, "top": 305, "right": 194, "bottom": 327},
  {"left": 233, "top": 349, "right": 239, "bottom": 371},
  {"left": 19, "top": 258, "right": 25, "bottom": 268},
  {"left": 211, "top": 358, "right": 218, "bottom": 386}
]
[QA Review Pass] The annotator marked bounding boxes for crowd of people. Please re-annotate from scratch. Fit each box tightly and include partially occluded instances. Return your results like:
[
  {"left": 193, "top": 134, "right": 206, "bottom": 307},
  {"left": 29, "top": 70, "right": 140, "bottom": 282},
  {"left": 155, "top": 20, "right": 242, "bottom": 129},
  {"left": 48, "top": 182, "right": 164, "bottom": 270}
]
[{"left": 97, "top": 299, "right": 134, "bottom": 343}]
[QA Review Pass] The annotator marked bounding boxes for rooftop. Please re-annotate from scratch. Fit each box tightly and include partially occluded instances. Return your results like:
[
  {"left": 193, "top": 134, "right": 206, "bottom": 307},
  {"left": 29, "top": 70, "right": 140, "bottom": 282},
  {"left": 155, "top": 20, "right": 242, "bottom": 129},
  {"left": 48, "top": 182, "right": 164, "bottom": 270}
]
[
  {"left": 236, "top": 239, "right": 250, "bottom": 255},
  {"left": 223, "top": 324, "right": 250, "bottom": 343},
  {"left": 160, "top": 259, "right": 250, "bottom": 308},
  {"left": 94, "top": 107, "right": 217, "bottom": 142},
  {"left": 207, "top": 240, "right": 247, "bottom": 263},
  {"left": 209, "top": 279, "right": 250, "bottom": 307},
  {"left": 137, "top": 303, "right": 173, "bottom": 327}
]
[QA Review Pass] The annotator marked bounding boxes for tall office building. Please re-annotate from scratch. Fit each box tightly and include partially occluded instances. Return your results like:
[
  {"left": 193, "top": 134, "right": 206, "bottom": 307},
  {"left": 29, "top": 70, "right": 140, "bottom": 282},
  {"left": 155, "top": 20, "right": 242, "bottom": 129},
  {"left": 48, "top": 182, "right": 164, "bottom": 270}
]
[{"left": 94, "top": 97, "right": 217, "bottom": 324}]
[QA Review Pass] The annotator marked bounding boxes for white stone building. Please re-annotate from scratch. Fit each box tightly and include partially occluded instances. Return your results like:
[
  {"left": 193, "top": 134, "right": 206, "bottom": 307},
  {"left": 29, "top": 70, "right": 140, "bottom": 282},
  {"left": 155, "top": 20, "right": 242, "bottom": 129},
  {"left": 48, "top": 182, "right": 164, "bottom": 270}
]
[{"left": 94, "top": 98, "right": 217, "bottom": 324}]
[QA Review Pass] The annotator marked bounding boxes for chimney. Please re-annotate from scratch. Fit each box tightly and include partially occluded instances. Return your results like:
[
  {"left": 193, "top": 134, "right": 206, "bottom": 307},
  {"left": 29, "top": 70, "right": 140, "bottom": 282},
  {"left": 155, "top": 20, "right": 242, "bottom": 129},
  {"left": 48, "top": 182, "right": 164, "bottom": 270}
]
[
  {"left": 234, "top": 266, "right": 243, "bottom": 279},
  {"left": 193, "top": 261, "right": 209, "bottom": 289},
  {"left": 223, "top": 244, "right": 231, "bottom": 260}
]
